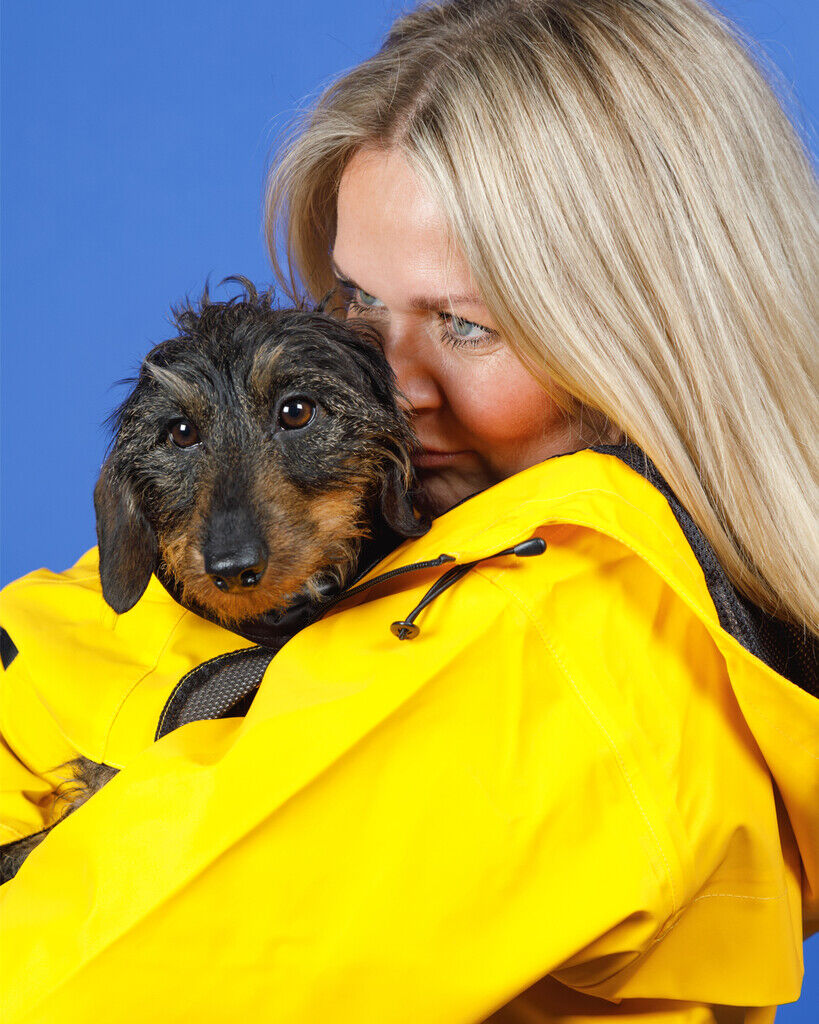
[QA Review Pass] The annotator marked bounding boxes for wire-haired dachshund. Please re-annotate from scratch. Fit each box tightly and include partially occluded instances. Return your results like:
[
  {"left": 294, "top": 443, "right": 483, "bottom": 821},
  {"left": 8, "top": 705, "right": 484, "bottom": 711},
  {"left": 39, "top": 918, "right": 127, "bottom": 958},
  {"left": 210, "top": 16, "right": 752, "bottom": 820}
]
[{"left": 0, "top": 278, "right": 429, "bottom": 882}]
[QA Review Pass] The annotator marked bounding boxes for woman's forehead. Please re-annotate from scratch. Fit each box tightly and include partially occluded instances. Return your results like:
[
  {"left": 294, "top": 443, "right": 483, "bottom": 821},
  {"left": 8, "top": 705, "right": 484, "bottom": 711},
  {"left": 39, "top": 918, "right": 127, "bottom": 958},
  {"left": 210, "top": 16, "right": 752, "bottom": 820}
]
[
  {"left": 334, "top": 148, "right": 488, "bottom": 314},
  {"left": 337, "top": 147, "right": 436, "bottom": 223}
]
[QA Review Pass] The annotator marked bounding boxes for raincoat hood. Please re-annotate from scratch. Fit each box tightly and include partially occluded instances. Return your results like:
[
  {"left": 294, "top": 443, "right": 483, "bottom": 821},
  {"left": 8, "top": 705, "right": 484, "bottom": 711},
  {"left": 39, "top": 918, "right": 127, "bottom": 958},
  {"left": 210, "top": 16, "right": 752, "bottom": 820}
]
[{"left": 0, "top": 445, "right": 816, "bottom": 1023}]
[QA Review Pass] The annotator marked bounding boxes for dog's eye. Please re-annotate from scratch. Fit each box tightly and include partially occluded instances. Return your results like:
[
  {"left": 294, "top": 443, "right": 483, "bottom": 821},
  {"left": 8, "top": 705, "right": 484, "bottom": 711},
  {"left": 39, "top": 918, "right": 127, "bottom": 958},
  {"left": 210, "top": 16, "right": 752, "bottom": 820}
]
[
  {"left": 278, "top": 397, "right": 315, "bottom": 430},
  {"left": 169, "top": 419, "right": 200, "bottom": 448}
]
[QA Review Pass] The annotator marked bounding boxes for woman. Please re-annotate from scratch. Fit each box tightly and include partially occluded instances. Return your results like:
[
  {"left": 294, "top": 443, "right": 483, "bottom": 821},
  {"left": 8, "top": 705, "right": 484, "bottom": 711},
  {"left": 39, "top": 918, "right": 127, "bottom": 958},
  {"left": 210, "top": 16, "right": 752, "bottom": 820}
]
[{"left": 0, "top": 1, "right": 816, "bottom": 1021}]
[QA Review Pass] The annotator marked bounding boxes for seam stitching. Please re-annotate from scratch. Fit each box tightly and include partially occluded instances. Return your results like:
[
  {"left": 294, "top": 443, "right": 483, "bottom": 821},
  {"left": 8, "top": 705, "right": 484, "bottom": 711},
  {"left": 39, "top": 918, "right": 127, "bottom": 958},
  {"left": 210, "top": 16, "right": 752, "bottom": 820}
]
[
  {"left": 692, "top": 892, "right": 781, "bottom": 903},
  {"left": 487, "top": 524, "right": 818, "bottom": 761},
  {"left": 102, "top": 608, "right": 192, "bottom": 762},
  {"left": 477, "top": 568, "right": 679, "bottom": 916}
]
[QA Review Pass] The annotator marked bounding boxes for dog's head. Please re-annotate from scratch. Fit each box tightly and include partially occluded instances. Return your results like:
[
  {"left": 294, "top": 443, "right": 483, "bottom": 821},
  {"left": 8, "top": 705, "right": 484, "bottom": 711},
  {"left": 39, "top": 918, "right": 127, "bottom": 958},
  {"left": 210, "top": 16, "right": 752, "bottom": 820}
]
[{"left": 94, "top": 279, "right": 429, "bottom": 624}]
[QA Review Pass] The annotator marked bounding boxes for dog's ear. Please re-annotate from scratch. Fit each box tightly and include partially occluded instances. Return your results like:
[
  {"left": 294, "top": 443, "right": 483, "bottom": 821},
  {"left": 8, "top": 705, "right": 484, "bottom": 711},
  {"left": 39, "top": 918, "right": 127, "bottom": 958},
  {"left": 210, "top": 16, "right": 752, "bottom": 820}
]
[
  {"left": 378, "top": 459, "right": 430, "bottom": 539},
  {"left": 94, "top": 456, "right": 158, "bottom": 613}
]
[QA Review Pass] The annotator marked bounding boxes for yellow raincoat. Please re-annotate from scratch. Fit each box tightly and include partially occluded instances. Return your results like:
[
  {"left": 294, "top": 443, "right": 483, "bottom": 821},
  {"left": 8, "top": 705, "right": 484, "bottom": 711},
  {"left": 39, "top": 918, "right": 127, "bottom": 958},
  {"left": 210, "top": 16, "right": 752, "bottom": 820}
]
[{"left": 0, "top": 446, "right": 816, "bottom": 1023}]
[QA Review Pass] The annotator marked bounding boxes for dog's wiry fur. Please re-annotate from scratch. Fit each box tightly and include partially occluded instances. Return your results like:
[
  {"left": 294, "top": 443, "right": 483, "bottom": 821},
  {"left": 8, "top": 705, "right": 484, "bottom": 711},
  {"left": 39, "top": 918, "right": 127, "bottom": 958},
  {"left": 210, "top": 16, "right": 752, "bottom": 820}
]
[
  {"left": 95, "top": 278, "right": 425, "bottom": 625},
  {"left": 0, "top": 758, "right": 119, "bottom": 883},
  {"left": 0, "top": 278, "right": 428, "bottom": 884}
]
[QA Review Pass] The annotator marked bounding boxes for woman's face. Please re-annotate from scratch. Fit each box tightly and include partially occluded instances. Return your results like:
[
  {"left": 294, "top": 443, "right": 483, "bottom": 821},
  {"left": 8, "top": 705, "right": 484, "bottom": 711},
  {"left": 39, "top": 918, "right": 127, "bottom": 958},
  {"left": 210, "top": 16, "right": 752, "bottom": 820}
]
[{"left": 333, "top": 147, "right": 588, "bottom": 517}]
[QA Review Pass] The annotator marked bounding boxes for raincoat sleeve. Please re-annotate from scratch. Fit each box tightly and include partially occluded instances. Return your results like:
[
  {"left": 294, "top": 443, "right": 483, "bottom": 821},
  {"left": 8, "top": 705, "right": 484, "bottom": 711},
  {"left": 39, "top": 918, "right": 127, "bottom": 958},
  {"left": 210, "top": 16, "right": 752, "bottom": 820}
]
[{"left": 0, "top": 562, "right": 682, "bottom": 1024}]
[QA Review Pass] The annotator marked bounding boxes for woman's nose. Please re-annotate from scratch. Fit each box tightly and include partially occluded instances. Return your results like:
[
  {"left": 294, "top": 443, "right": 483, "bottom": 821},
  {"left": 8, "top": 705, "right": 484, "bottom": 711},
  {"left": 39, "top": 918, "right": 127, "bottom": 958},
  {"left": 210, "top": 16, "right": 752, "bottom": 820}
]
[{"left": 381, "top": 325, "right": 442, "bottom": 414}]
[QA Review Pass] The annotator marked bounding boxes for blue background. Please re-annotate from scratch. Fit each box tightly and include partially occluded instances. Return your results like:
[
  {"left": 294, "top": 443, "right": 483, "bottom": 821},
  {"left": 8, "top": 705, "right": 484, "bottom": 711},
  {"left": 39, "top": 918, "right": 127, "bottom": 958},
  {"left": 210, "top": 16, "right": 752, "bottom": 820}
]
[{"left": 1, "top": 1, "right": 816, "bottom": 1014}]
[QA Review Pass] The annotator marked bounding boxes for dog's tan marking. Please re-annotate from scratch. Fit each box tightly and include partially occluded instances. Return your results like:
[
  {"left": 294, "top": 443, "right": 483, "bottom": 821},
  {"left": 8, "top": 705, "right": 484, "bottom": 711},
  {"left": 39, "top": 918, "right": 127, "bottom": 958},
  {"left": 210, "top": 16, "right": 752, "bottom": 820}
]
[
  {"left": 161, "top": 472, "right": 370, "bottom": 627},
  {"left": 247, "top": 341, "right": 284, "bottom": 401},
  {"left": 144, "top": 361, "right": 201, "bottom": 412},
  {"left": 302, "top": 499, "right": 369, "bottom": 602},
  {"left": 159, "top": 486, "right": 366, "bottom": 628}
]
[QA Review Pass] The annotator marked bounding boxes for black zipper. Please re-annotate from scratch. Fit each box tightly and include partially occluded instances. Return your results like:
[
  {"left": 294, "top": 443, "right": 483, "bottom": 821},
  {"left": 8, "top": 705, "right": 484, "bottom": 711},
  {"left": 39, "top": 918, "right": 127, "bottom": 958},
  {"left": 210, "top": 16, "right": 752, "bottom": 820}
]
[{"left": 318, "top": 552, "right": 457, "bottom": 616}]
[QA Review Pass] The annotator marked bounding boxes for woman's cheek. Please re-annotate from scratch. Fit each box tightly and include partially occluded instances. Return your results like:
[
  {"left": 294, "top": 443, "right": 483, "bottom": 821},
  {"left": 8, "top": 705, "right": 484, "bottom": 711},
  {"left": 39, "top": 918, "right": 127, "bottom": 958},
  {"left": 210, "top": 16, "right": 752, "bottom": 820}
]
[{"left": 453, "top": 372, "right": 557, "bottom": 447}]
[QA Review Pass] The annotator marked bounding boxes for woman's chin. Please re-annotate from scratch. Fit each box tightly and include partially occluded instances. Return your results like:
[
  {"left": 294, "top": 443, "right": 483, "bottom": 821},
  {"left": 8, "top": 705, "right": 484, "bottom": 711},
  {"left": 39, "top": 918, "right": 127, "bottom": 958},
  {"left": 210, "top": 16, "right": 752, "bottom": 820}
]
[{"left": 414, "top": 466, "right": 492, "bottom": 519}]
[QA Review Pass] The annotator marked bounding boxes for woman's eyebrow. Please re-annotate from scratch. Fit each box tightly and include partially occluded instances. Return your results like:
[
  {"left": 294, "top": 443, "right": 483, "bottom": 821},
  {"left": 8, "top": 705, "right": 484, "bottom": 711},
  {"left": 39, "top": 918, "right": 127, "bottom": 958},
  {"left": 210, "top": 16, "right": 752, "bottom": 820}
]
[{"left": 330, "top": 257, "right": 485, "bottom": 312}]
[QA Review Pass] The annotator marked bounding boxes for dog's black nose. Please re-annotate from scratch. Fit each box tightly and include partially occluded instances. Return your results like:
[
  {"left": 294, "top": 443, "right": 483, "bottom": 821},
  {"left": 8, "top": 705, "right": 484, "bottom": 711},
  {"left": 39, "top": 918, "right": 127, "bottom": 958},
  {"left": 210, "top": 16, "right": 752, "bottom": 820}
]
[{"left": 205, "top": 545, "right": 268, "bottom": 592}]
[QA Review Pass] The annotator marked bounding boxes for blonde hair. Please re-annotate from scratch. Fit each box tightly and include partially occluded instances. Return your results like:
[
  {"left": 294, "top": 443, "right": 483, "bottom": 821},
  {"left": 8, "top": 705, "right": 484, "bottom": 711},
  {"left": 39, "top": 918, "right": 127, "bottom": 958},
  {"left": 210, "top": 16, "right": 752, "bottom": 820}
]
[{"left": 264, "top": 0, "right": 819, "bottom": 634}]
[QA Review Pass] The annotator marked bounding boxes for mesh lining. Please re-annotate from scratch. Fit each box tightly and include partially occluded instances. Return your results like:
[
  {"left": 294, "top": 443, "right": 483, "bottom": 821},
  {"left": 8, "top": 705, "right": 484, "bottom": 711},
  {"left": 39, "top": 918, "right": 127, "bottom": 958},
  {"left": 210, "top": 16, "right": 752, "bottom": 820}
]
[
  {"left": 591, "top": 443, "right": 817, "bottom": 698},
  {"left": 0, "top": 627, "right": 18, "bottom": 670},
  {"left": 156, "top": 646, "right": 276, "bottom": 741}
]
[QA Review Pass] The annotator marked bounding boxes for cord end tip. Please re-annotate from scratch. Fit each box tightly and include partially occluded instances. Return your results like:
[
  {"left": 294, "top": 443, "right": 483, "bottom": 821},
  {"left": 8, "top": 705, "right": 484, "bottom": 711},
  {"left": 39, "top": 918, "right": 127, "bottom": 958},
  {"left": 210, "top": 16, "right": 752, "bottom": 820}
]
[
  {"left": 390, "top": 620, "right": 420, "bottom": 640},
  {"left": 513, "top": 537, "right": 547, "bottom": 558}
]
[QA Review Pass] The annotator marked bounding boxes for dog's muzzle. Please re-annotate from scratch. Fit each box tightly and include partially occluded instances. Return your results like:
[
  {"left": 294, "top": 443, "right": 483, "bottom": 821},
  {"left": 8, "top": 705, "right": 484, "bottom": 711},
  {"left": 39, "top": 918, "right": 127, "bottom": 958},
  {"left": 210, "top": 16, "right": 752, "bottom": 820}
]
[{"left": 204, "top": 542, "right": 268, "bottom": 591}]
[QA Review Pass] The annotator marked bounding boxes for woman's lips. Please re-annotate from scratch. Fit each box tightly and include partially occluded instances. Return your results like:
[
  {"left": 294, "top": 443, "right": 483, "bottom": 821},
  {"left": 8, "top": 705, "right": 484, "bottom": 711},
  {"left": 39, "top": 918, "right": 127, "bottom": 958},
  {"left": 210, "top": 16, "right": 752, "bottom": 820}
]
[{"left": 411, "top": 449, "right": 470, "bottom": 470}]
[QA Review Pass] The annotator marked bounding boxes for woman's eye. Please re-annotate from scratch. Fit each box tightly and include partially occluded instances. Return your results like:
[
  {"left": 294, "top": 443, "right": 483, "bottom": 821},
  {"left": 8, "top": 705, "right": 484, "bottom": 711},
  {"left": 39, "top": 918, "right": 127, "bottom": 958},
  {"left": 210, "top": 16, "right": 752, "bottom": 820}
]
[
  {"left": 444, "top": 314, "right": 486, "bottom": 343},
  {"left": 437, "top": 312, "right": 497, "bottom": 349},
  {"left": 355, "top": 287, "right": 381, "bottom": 308},
  {"left": 344, "top": 286, "right": 383, "bottom": 310},
  {"left": 279, "top": 397, "right": 316, "bottom": 430},
  {"left": 340, "top": 278, "right": 497, "bottom": 349},
  {"left": 335, "top": 278, "right": 383, "bottom": 312},
  {"left": 168, "top": 419, "right": 200, "bottom": 448}
]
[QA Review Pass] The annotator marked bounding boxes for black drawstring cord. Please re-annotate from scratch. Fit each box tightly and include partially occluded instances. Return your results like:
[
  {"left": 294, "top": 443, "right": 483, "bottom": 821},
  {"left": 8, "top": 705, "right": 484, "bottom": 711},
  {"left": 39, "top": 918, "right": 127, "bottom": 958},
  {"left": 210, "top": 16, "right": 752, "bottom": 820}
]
[{"left": 390, "top": 537, "right": 547, "bottom": 640}]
